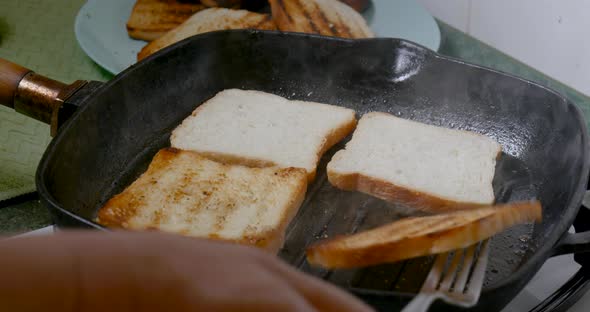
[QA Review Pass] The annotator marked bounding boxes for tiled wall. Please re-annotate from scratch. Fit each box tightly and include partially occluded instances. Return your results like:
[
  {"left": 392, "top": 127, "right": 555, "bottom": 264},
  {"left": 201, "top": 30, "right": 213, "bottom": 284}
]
[{"left": 416, "top": 0, "right": 590, "bottom": 96}]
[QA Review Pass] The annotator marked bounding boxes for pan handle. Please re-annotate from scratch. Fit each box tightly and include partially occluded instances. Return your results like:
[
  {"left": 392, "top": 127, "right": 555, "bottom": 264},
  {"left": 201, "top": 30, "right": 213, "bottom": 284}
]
[
  {"left": 551, "top": 191, "right": 590, "bottom": 266},
  {"left": 0, "top": 58, "right": 87, "bottom": 136}
]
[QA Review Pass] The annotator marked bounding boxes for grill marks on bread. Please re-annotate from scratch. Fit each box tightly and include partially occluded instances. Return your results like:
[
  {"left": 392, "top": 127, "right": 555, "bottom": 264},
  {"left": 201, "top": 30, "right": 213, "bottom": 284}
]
[
  {"left": 131, "top": 0, "right": 374, "bottom": 61},
  {"left": 96, "top": 148, "right": 308, "bottom": 252},
  {"left": 127, "top": 0, "right": 206, "bottom": 41},
  {"left": 269, "top": 0, "right": 373, "bottom": 39}
]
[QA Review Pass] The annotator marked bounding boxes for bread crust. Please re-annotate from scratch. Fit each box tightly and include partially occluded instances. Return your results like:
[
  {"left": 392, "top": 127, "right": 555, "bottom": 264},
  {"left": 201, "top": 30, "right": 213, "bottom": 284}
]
[
  {"left": 269, "top": 0, "right": 374, "bottom": 39},
  {"left": 186, "top": 116, "right": 357, "bottom": 182},
  {"left": 327, "top": 169, "right": 495, "bottom": 213},
  {"left": 201, "top": 0, "right": 241, "bottom": 7},
  {"left": 126, "top": 0, "right": 206, "bottom": 41},
  {"left": 137, "top": 8, "right": 276, "bottom": 60},
  {"left": 327, "top": 111, "right": 502, "bottom": 212},
  {"left": 170, "top": 89, "right": 358, "bottom": 182}
]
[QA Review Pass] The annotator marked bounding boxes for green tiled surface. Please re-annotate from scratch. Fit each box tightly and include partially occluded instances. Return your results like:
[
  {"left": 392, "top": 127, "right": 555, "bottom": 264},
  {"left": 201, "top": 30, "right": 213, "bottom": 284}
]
[
  {"left": 0, "top": 2, "right": 589, "bottom": 234},
  {"left": 0, "top": 0, "right": 112, "bottom": 203},
  {"left": 0, "top": 0, "right": 112, "bottom": 82},
  {"left": 0, "top": 0, "right": 113, "bottom": 233}
]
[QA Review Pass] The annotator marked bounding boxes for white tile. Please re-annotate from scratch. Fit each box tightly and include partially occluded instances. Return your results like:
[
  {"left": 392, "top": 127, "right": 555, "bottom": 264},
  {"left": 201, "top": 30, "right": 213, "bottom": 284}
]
[
  {"left": 415, "top": 0, "right": 471, "bottom": 32},
  {"left": 468, "top": 0, "right": 590, "bottom": 95}
]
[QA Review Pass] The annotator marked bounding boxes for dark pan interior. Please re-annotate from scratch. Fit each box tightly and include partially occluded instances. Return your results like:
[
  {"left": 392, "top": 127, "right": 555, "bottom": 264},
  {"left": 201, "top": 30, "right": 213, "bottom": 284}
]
[{"left": 38, "top": 31, "right": 588, "bottom": 311}]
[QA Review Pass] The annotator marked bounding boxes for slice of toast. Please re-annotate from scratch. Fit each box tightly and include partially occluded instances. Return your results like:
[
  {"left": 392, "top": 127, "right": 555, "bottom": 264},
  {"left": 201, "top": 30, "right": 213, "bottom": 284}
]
[
  {"left": 327, "top": 112, "right": 502, "bottom": 213},
  {"left": 137, "top": 8, "right": 276, "bottom": 60},
  {"left": 201, "top": 0, "right": 242, "bottom": 7},
  {"left": 96, "top": 148, "right": 308, "bottom": 253},
  {"left": 127, "top": 0, "right": 206, "bottom": 41},
  {"left": 170, "top": 89, "right": 358, "bottom": 181},
  {"left": 306, "top": 200, "right": 542, "bottom": 268},
  {"left": 268, "top": 0, "right": 374, "bottom": 39},
  {"left": 339, "top": 0, "right": 371, "bottom": 12}
]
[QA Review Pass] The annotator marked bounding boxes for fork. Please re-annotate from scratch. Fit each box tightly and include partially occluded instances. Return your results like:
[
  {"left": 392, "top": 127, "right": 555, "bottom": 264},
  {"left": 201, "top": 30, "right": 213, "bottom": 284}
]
[{"left": 401, "top": 239, "right": 491, "bottom": 312}]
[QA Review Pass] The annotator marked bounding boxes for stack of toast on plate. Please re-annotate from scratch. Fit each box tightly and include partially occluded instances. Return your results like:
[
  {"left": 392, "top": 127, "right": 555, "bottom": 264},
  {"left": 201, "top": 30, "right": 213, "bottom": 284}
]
[{"left": 127, "top": 0, "right": 375, "bottom": 60}]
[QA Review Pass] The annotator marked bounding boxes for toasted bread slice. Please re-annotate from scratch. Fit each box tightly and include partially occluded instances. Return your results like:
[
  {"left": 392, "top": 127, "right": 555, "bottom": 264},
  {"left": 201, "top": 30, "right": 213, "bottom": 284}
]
[
  {"left": 137, "top": 8, "right": 276, "bottom": 60},
  {"left": 201, "top": 0, "right": 242, "bottom": 7},
  {"left": 307, "top": 201, "right": 542, "bottom": 268},
  {"left": 127, "top": 0, "right": 206, "bottom": 41},
  {"left": 96, "top": 148, "right": 307, "bottom": 253},
  {"left": 327, "top": 112, "right": 502, "bottom": 213},
  {"left": 268, "top": 0, "right": 374, "bottom": 38},
  {"left": 170, "top": 89, "right": 357, "bottom": 181},
  {"left": 339, "top": 0, "right": 370, "bottom": 12}
]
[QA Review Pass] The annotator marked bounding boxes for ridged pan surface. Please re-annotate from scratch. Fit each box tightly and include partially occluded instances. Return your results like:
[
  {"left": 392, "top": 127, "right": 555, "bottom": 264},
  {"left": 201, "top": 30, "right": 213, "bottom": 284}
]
[{"left": 37, "top": 31, "right": 589, "bottom": 311}]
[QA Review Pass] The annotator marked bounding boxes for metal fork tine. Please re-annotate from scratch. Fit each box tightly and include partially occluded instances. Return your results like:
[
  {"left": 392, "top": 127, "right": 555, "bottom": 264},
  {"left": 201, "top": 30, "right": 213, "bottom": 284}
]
[
  {"left": 453, "top": 243, "right": 478, "bottom": 293},
  {"left": 439, "top": 250, "right": 464, "bottom": 291},
  {"left": 403, "top": 239, "right": 491, "bottom": 312},
  {"left": 421, "top": 252, "right": 449, "bottom": 291},
  {"left": 465, "top": 239, "right": 491, "bottom": 298}
]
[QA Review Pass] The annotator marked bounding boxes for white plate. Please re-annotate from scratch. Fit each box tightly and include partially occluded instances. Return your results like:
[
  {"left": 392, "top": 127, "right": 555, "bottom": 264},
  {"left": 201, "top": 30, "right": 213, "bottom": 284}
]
[{"left": 75, "top": 0, "right": 441, "bottom": 75}]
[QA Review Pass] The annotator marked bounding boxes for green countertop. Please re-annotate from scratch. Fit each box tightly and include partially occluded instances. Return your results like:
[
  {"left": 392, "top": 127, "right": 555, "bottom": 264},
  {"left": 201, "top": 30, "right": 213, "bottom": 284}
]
[{"left": 1, "top": 1, "right": 589, "bottom": 235}]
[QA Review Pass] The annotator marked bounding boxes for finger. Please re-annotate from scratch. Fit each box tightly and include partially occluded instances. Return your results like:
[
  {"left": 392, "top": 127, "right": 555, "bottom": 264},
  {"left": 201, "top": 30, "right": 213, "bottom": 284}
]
[
  {"left": 261, "top": 257, "right": 374, "bottom": 312},
  {"left": 287, "top": 272, "right": 374, "bottom": 312},
  {"left": 196, "top": 277, "right": 319, "bottom": 312}
]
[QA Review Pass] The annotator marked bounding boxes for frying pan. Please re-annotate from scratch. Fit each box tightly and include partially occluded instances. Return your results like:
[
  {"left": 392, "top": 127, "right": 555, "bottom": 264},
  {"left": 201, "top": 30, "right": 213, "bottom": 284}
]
[{"left": 1, "top": 30, "right": 589, "bottom": 311}]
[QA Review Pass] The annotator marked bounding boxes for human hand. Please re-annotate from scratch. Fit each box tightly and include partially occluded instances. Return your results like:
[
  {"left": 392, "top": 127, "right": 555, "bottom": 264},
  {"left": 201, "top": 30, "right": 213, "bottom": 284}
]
[{"left": 0, "top": 231, "right": 373, "bottom": 312}]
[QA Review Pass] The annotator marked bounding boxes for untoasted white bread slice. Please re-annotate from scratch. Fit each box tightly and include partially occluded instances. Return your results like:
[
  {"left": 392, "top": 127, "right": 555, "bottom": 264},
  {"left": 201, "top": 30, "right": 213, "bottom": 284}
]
[
  {"left": 170, "top": 89, "right": 357, "bottom": 181},
  {"left": 268, "top": 0, "right": 374, "bottom": 39},
  {"left": 96, "top": 148, "right": 307, "bottom": 253},
  {"left": 307, "top": 200, "right": 542, "bottom": 268},
  {"left": 127, "top": 0, "right": 206, "bottom": 41},
  {"left": 327, "top": 112, "right": 502, "bottom": 213},
  {"left": 137, "top": 8, "right": 276, "bottom": 60}
]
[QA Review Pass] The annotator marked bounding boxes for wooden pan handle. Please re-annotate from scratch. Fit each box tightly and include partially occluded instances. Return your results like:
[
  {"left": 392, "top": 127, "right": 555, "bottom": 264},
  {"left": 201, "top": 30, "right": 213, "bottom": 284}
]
[
  {"left": 0, "top": 58, "right": 88, "bottom": 136},
  {"left": 0, "top": 58, "right": 33, "bottom": 108}
]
